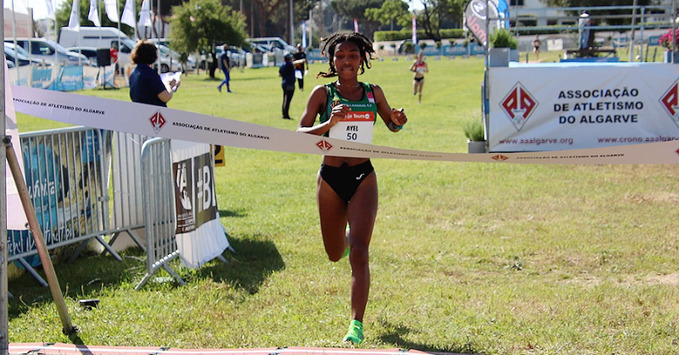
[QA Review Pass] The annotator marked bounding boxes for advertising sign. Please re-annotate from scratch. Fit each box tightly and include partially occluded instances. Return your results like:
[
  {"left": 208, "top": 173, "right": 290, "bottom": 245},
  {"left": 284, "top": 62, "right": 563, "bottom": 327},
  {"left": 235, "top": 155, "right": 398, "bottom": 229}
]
[
  {"left": 488, "top": 63, "right": 679, "bottom": 152},
  {"left": 171, "top": 140, "right": 229, "bottom": 269}
]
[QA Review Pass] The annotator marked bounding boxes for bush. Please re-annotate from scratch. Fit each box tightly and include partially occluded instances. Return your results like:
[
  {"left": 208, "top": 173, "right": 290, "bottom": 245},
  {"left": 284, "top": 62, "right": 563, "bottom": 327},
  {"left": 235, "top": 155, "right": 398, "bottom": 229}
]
[
  {"left": 373, "top": 29, "right": 465, "bottom": 42},
  {"left": 490, "top": 28, "right": 518, "bottom": 49},
  {"left": 463, "top": 119, "right": 485, "bottom": 141}
]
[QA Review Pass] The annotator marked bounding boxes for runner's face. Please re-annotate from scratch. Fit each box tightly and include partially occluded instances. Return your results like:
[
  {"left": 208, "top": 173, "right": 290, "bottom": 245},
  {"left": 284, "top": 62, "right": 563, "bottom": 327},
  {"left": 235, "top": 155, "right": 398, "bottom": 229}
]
[{"left": 333, "top": 41, "right": 361, "bottom": 79}]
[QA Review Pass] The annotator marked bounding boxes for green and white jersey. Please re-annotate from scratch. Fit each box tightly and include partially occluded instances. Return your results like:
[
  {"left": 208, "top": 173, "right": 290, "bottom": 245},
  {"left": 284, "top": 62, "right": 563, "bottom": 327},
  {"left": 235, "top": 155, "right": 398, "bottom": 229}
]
[{"left": 321, "top": 82, "right": 378, "bottom": 144}]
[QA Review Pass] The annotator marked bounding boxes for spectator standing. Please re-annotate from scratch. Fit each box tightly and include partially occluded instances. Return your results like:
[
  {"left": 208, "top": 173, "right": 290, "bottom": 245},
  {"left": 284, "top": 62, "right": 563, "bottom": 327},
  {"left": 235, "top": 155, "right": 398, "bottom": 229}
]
[
  {"left": 292, "top": 43, "right": 309, "bottom": 90},
  {"left": 217, "top": 44, "right": 232, "bottom": 93},
  {"left": 279, "top": 53, "right": 296, "bottom": 119},
  {"left": 129, "top": 40, "right": 178, "bottom": 107},
  {"left": 532, "top": 35, "right": 541, "bottom": 61},
  {"left": 110, "top": 41, "right": 119, "bottom": 74},
  {"left": 579, "top": 12, "right": 591, "bottom": 50}
]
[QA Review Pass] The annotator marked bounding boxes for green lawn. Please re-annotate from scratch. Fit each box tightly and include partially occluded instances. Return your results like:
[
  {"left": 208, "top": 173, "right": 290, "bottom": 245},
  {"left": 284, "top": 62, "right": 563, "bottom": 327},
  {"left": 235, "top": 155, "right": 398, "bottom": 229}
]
[{"left": 9, "top": 56, "right": 679, "bottom": 354}]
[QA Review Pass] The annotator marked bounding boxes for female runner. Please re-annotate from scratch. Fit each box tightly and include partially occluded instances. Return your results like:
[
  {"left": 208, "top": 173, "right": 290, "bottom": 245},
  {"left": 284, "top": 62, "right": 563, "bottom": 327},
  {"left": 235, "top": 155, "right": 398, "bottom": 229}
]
[
  {"left": 297, "top": 32, "right": 408, "bottom": 345},
  {"left": 409, "top": 52, "right": 428, "bottom": 104}
]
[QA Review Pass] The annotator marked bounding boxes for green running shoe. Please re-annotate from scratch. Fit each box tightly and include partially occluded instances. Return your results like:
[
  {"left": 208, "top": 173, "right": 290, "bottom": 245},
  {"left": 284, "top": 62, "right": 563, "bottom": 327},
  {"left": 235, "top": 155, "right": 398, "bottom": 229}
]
[
  {"left": 342, "top": 226, "right": 350, "bottom": 259},
  {"left": 342, "top": 319, "right": 364, "bottom": 345}
]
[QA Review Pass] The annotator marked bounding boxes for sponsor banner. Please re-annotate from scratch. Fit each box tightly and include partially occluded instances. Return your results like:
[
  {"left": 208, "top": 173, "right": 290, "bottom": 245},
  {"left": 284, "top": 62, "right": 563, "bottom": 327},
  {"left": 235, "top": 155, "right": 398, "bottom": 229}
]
[
  {"left": 54, "top": 66, "right": 84, "bottom": 91},
  {"left": 464, "top": 0, "right": 501, "bottom": 47},
  {"left": 8, "top": 130, "right": 107, "bottom": 260},
  {"left": 489, "top": 63, "right": 679, "bottom": 152},
  {"left": 11, "top": 85, "right": 679, "bottom": 165},
  {"left": 31, "top": 67, "right": 54, "bottom": 89},
  {"left": 171, "top": 140, "right": 229, "bottom": 269}
]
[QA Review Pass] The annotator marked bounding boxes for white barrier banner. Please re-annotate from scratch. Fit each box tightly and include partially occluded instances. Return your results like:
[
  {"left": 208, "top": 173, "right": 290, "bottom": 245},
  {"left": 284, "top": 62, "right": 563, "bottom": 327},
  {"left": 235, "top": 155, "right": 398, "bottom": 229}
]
[
  {"left": 11, "top": 86, "right": 679, "bottom": 165},
  {"left": 488, "top": 63, "right": 679, "bottom": 152},
  {"left": 6, "top": 66, "right": 28, "bottom": 230},
  {"left": 171, "top": 140, "right": 229, "bottom": 269}
]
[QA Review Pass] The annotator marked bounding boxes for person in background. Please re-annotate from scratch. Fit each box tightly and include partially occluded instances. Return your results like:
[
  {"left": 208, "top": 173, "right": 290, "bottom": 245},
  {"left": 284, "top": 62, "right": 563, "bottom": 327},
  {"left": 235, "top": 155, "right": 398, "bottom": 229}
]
[
  {"left": 129, "top": 40, "right": 178, "bottom": 107},
  {"left": 532, "top": 35, "right": 542, "bottom": 61},
  {"left": 579, "top": 11, "right": 591, "bottom": 50},
  {"left": 279, "top": 53, "right": 296, "bottom": 119},
  {"left": 409, "top": 52, "right": 428, "bottom": 104},
  {"left": 110, "top": 41, "right": 119, "bottom": 75},
  {"left": 293, "top": 43, "right": 309, "bottom": 90},
  {"left": 297, "top": 32, "right": 407, "bottom": 345},
  {"left": 218, "top": 44, "right": 232, "bottom": 93}
]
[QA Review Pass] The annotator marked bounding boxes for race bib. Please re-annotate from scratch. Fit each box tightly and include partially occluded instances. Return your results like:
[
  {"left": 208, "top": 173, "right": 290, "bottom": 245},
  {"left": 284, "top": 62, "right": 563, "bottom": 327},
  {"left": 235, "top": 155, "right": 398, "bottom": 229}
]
[{"left": 329, "top": 111, "right": 375, "bottom": 144}]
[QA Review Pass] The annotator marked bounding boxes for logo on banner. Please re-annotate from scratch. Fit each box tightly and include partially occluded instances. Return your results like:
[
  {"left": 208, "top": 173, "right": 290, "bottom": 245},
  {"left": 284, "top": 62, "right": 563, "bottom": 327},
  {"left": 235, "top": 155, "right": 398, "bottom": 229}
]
[
  {"left": 500, "top": 82, "right": 537, "bottom": 131},
  {"left": 492, "top": 154, "right": 508, "bottom": 161},
  {"left": 150, "top": 111, "right": 166, "bottom": 133},
  {"left": 316, "top": 140, "right": 332, "bottom": 152},
  {"left": 660, "top": 81, "right": 679, "bottom": 127}
]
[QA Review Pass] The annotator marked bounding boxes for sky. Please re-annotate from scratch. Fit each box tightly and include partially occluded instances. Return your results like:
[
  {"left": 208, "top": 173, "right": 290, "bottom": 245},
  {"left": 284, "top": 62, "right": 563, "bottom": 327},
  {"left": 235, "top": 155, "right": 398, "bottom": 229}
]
[
  {"left": 6, "top": 0, "right": 60, "bottom": 21},
  {"left": 12, "top": 0, "right": 425, "bottom": 22}
]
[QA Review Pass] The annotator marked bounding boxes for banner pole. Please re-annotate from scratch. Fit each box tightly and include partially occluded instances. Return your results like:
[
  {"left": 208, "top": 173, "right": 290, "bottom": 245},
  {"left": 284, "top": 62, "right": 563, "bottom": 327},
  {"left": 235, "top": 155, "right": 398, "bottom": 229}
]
[
  {"left": 0, "top": 0, "right": 8, "bottom": 350},
  {"left": 3, "top": 138, "right": 76, "bottom": 335}
]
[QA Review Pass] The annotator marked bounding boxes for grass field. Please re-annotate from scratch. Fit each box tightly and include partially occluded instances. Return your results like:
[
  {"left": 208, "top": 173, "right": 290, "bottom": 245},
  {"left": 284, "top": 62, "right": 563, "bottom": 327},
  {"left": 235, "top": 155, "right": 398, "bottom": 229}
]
[{"left": 9, "top": 54, "right": 679, "bottom": 354}]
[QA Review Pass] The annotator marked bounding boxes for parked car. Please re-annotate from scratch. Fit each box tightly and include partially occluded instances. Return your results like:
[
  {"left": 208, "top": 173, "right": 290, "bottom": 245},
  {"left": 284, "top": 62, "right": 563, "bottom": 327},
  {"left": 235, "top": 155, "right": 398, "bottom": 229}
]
[
  {"left": 5, "top": 38, "right": 90, "bottom": 66},
  {"left": 247, "top": 37, "right": 295, "bottom": 55},
  {"left": 146, "top": 39, "right": 196, "bottom": 71},
  {"left": 65, "top": 46, "right": 100, "bottom": 65},
  {"left": 198, "top": 45, "right": 246, "bottom": 69},
  {"left": 157, "top": 44, "right": 194, "bottom": 71},
  {"left": 4, "top": 42, "right": 49, "bottom": 66}
]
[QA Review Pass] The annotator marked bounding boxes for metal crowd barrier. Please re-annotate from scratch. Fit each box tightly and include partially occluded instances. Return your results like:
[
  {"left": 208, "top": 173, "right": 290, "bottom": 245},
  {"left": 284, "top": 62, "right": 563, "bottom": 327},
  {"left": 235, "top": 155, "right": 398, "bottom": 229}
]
[
  {"left": 135, "top": 138, "right": 185, "bottom": 289},
  {"left": 8, "top": 127, "right": 121, "bottom": 285},
  {"left": 9, "top": 130, "right": 225, "bottom": 288},
  {"left": 106, "top": 132, "right": 148, "bottom": 253}
]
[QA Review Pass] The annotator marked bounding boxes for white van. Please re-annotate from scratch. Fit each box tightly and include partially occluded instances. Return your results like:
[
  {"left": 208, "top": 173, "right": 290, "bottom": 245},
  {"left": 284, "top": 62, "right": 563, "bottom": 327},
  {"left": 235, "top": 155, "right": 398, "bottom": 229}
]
[
  {"left": 58, "top": 26, "right": 130, "bottom": 49},
  {"left": 59, "top": 27, "right": 181, "bottom": 73}
]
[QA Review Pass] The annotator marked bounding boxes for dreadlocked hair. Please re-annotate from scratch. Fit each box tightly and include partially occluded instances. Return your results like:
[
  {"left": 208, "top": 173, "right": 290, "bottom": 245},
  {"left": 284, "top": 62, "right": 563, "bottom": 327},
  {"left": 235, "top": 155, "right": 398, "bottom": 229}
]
[{"left": 316, "top": 32, "right": 375, "bottom": 78}]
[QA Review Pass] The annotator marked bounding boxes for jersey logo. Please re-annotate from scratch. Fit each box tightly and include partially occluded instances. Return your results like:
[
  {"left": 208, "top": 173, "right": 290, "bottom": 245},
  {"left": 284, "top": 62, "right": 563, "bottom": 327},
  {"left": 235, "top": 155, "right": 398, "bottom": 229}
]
[{"left": 342, "top": 111, "right": 375, "bottom": 122}]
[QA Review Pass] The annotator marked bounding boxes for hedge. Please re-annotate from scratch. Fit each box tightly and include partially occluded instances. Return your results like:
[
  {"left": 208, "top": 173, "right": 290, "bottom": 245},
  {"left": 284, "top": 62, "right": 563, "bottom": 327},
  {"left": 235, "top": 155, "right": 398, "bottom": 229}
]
[{"left": 374, "top": 29, "right": 465, "bottom": 41}]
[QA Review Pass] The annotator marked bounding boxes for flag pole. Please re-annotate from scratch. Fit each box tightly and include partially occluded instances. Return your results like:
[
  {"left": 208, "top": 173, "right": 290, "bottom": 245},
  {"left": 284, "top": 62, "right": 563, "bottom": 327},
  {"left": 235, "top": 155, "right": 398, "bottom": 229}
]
[{"left": 0, "top": 0, "right": 8, "bottom": 352}]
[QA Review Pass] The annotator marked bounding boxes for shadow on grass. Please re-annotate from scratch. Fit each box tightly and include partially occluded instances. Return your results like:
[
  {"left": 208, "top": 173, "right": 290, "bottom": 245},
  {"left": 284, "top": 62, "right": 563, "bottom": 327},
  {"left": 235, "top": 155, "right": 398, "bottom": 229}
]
[
  {"left": 191, "top": 234, "right": 284, "bottom": 295},
  {"left": 7, "top": 248, "right": 147, "bottom": 318},
  {"left": 377, "top": 320, "right": 480, "bottom": 355},
  {"left": 219, "top": 208, "right": 246, "bottom": 218},
  {"left": 7, "top": 232, "right": 283, "bottom": 320}
]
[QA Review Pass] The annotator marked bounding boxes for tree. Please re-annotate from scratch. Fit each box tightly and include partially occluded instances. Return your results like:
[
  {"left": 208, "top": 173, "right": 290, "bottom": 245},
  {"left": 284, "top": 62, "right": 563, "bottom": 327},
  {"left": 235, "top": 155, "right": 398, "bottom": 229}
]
[
  {"left": 415, "top": 0, "right": 462, "bottom": 41},
  {"left": 330, "top": 0, "right": 384, "bottom": 39},
  {"left": 365, "top": 0, "right": 410, "bottom": 31},
  {"left": 417, "top": 0, "right": 444, "bottom": 42},
  {"left": 251, "top": 0, "right": 287, "bottom": 37},
  {"left": 169, "top": 0, "right": 247, "bottom": 77}
]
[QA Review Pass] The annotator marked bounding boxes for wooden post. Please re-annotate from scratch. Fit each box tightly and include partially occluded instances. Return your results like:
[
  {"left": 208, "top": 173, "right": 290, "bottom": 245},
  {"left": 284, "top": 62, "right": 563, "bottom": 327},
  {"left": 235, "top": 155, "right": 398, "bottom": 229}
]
[{"left": 4, "top": 138, "right": 76, "bottom": 335}]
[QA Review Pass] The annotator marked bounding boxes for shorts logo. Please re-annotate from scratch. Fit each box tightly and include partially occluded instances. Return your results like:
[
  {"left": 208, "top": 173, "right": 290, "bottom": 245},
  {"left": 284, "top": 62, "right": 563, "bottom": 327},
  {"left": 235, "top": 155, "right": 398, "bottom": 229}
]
[
  {"left": 660, "top": 81, "right": 679, "bottom": 127},
  {"left": 150, "top": 111, "right": 166, "bottom": 133},
  {"left": 500, "top": 83, "right": 537, "bottom": 131},
  {"left": 316, "top": 140, "right": 332, "bottom": 152}
]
